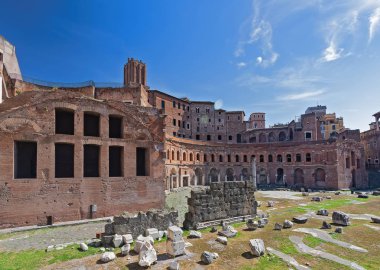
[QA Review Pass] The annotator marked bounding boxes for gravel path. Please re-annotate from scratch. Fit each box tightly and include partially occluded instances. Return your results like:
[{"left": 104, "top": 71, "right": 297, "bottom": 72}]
[
  {"left": 293, "top": 228, "right": 367, "bottom": 252},
  {"left": 0, "top": 221, "right": 108, "bottom": 251},
  {"left": 266, "top": 247, "right": 310, "bottom": 270},
  {"left": 289, "top": 235, "right": 365, "bottom": 270},
  {"left": 258, "top": 191, "right": 303, "bottom": 200}
]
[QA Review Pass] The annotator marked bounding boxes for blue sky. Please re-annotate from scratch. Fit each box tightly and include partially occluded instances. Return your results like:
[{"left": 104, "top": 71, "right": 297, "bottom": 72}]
[{"left": 1, "top": 0, "right": 380, "bottom": 131}]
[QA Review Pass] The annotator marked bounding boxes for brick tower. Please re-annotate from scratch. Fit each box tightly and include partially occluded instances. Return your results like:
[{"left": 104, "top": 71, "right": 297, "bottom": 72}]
[{"left": 124, "top": 58, "right": 147, "bottom": 86}]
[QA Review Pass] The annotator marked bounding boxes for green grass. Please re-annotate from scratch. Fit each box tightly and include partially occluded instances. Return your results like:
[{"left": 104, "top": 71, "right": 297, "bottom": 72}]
[
  {"left": 293, "top": 198, "right": 363, "bottom": 213},
  {"left": 0, "top": 244, "right": 101, "bottom": 270},
  {"left": 239, "top": 254, "right": 289, "bottom": 270},
  {"left": 303, "top": 235, "right": 326, "bottom": 248},
  {"left": 276, "top": 237, "right": 298, "bottom": 255}
]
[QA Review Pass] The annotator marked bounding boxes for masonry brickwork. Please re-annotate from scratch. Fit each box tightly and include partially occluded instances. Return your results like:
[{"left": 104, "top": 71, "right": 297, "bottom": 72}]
[
  {"left": 183, "top": 181, "right": 256, "bottom": 229},
  {"left": 0, "top": 36, "right": 370, "bottom": 228}
]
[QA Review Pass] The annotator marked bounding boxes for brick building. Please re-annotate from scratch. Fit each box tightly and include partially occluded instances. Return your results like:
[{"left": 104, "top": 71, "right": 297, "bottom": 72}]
[{"left": 0, "top": 36, "right": 368, "bottom": 228}]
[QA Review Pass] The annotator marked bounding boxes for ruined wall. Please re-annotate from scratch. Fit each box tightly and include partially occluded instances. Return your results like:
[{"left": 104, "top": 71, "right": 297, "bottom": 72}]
[
  {"left": 183, "top": 181, "right": 256, "bottom": 229},
  {"left": 104, "top": 210, "right": 178, "bottom": 238},
  {"left": 0, "top": 90, "right": 166, "bottom": 228}
]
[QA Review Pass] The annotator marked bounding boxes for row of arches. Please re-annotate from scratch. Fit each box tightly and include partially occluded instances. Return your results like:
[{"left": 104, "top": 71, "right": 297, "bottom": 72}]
[
  {"left": 248, "top": 129, "right": 294, "bottom": 143},
  {"left": 167, "top": 149, "right": 313, "bottom": 164}
]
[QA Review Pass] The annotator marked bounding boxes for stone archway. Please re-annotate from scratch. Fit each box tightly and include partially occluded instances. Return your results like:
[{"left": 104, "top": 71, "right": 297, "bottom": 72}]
[
  {"left": 259, "top": 133, "right": 267, "bottom": 143},
  {"left": 226, "top": 168, "right": 234, "bottom": 181},
  {"left": 276, "top": 168, "right": 284, "bottom": 184},
  {"left": 259, "top": 168, "right": 267, "bottom": 184},
  {"left": 195, "top": 168, "right": 203, "bottom": 185},
  {"left": 268, "top": 132, "right": 276, "bottom": 142},
  {"left": 170, "top": 168, "right": 178, "bottom": 188},
  {"left": 208, "top": 168, "right": 218, "bottom": 184},
  {"left": 279, "top": 131, "right": 286, "bottom": 141},
  {"left": 314, "top": 168, "right": 326, "bottom": 182},
  {"left": 294, "top": 168, "right": 304, "bottom": 186},
  {"left": 241, "top": 168, "right": 250, "bottom": 181},
  {"left": 351, "top": 169, "right": 356, "bottom": 188}
]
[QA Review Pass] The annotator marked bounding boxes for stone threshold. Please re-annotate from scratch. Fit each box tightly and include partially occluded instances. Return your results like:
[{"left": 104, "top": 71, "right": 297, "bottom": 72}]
[
  {"left": 0, "top": 216, "right": 113, "bottom": 235},
  {"left": 195, "top": 215, "right": 253, "bottom": 230}
]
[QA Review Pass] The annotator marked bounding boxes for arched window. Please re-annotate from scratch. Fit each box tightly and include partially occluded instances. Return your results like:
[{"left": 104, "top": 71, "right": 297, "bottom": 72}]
[
  {"left": 211, "top": 154, "right": 215, "bottom": 162},
  {"left": 227, "top": 155, "right": 231, "bottom": 162},
  {"left": 177, "top": 151, "right": 180, "bottom": 161},
  {"left": 259, "top": 155, "right": 264, "bottom": 162},
  {"left": 204, "top": 154, "right": 208, "bottom": 162},
  {"left": 306, "top": 153, "right": 311, "bottom": 162},
  {"left": 268, "top": 154, "right": 273, "bottom": 162},
  {"left": 196, "top": 153, "right": 200, "bottom": 161},
  {"left": 235, "top": 155, "right": 240, "bottom": 162},
  {"left": 167, "top": 150, "right": 170, "bottom": 160},
  {"left": 243, "top": 155, "right": 247, "bottom": 162},
  {"left": 183, "top": 152, "right": 187, "bottom": 161},
  {"left": 172, "top": 150, "right": 175, "bottom": 160},
  {"left": 296, "top": 154, "right": 302, "bottom": 162},
  {"left": 277, "top": 154, "right": 283, "bottom": 162},
  {"left": 286, "top": 154, "right": 292, "bottom": 162},
  {"left": 190, "top": 153, "right": 193, "bottom": 161},
  {"left": 219, "top": 155, "right": 223, "bottom": 162}
]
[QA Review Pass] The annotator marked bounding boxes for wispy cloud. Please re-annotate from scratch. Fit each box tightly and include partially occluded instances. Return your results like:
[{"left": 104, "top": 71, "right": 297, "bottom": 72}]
[
  {"left": 214, "top": 99, "right": 223, "bottom": 109},
  {"left": 236, "top": 62, "right": 247, "bottom": 68},
  {"left": 234, "top": 0, "right": 279, "bottom": 67},
  {"left": 322, "top": 40, "right": 344, "bottom": 62},
  {"left": 278, "top": 89, "right": 326, "bottom": 101},
  {"left": 369, "top": 7, "right": 380, "bottom": 42}
]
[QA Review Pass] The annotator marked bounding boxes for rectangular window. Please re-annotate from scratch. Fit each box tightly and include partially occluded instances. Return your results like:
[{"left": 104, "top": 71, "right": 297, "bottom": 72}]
[
  {"left": 196, "top": 135, "right": 200, "bottom": 140},
  {"left": 178, "top": 103, "right": 181, "bottom": 109},
  {"left": 178, "top": 120, "right": 181, "bottom": 127},
  {"left": 173, "top": 101, "right": 176, "bottom": 107},
  {"left": 14, "top": 141, "right": 37, "bottom": 179},
  {"left": 136, "top": 147, "right": 148, "bottom": 176},
  {"left": 55, "top": 109, "right": 74, "bottom": 135},
  {"left": 357, "top": 159, "right": 360, "bottom": 169},
  {"left": 346, "top": 157, "right": 350, "bottom": 169},
  {"left": 305, "top": 132, "right": 312, "bottom": 141},
  {"left": 84, "top": 144, "right": 100, "bottom": 177},
  {"left": 196, "top": 108, "right": 200, "bottom": 113},
  {"left": 228, "top": 155, "right": 231, "bottom": 162},
  {"left": 161, "top": 100, "right": 165, "bottom": 109},
  {"left": 55, "top": 143, "right": 74, "bottom": 178},
  {"left": 244, "top": 155, "right": 247, "bottom": 162},
  {"left": 206, "top": 108, "right": 210, "bottom": 113},
  {"left": 207, "top": 135, "right": 211, "bottom": 141},
  {"left": 187, "top": 123, "right": 190, "bottom": 129},
  {"left": 173, "top": 119, "right": 176, "bottom": 126},
  {"left": 109, "top": 115, "right": 122, "bottom": 138},
  {"left": 84, "top": 112, "right": 100, "bottom": 137},
  {"left": 109, "top": 146, "right": 123, "bottom": 177}
]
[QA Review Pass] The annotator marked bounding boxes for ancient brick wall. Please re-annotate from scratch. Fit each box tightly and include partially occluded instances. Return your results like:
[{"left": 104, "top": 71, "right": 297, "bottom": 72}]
[
  {"left": 183, "top": 181, "right": 256, "bottom": 229},
  {"left": 0, "top": 90, "right": 166, "bottom": 228},
  {"left": 104, "top": 210, "right": 178, "bottom": 238}
]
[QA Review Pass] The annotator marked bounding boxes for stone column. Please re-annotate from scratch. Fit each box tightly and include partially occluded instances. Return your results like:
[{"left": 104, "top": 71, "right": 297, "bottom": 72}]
[
  {"left": 194, "top": 175, "right": 197, "bottom": 186},
  {"left": 218, "top": 173, "right": 221, "bottom": 182},
  {"left": 251, "top": 157, "right": 257, "bottom": 188},
  {"left": 376, "top": 116, "right": 379, "bottom": 131},
  {"left": 267, "top": 175, "right": 270, "bottom": 185},
  {"left": 202, "top": 175, "right": 205, "bottom": 185},
  {"left": 180, "top": 175, "right": 183, "bottom": 187}
]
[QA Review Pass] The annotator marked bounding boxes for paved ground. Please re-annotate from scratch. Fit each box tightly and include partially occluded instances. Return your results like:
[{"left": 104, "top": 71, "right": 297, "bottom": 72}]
[
  {"left": 0, "top": 221, "right": 108, "bottom": 251},
  {"left": 289, "top": 235, "right": 366, "bottom": 270},
  {"left": 258, "top": 190, "right": 304, "bottom": 200}
]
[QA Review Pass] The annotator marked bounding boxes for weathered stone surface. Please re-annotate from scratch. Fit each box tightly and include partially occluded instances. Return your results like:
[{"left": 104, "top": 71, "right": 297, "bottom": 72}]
[
  {"left": 335, "top": 227, "right": 343, "bottom": 233},
  {"left": 168, "top": 226, "right": 183, "bottom": 241},
  {"left": 145, "top": 228, "right": 159, "bottom": 240},
  {"left": 201, "top": 251, "right": 219, "bottom": 264},
  {"left": 79, "top": 243, "right": 88, "bottom": 251},
  {"left": 188, "top": 230, "right": 202, "bottom": 239},
  {"left": 138, "top": 241, "right": 157, "bottom": 267},
  {"left": 311, "top": 197, "right": 323, "bottom": 202},
  {"left": 317, "top": 209, "right": 329, "bottom": 216},
  {"left": 293, "top": 216, "right": 308, "bottom": 224},
  {"left": 274, "top": 223, "right": 282, "bottom": 230},
  {"left": 283, "top": 220, "right": 293, "bottom": 229},
  {"left": 258, "top": 218, "right": 268, "bottom": 228},
  {"left": 246, "top": 218, "right": 258, "bottom": 230},
  {"left": 169, "top": 261, "right": 180, "bottom": 270},
  {"left": 373, "top": 191, "right": 380, "bottom": 196},
  {"left": 322, "top": 221, "right": 332, "bottom": 229},
  {"left": 358, "top": 194, "right": 369, "bottom": 199},
  {"left": 137, "top": 235, "right": 154, "bottom": 245},
  {"left": 183, "top": 181, "right": 256, "bottom": 229},
  {"left": 216, "top": 236, "right": 228, "bottom": 245},
  {"left": 267, "top": 201, "right": 275, "bottom": 207},
  {"left": 107, "top": 210, "right": 178, "bottom": 238},
  {"left": 134, "top": 240, "right": 146, "bottom": 253},
  {"left": 101, "top": 235, "right": 113, "bottom": 247},
  {"left": 112, "top": 234, "right": 123, "bottom": 248},
  {"left": 335, "top": 191, "right": 340, "bottom": 195},
  {"left": 371, "top": 217, "right": 380, "bottom": 223},
  {"left": 166, "top": 240, "right": 186, "bottom": 257},
  {"left": 210, "top": 226, "right": 217, "bottom": 233},
  {"left": 332, "top": 211, "right": 350, "bottom": 226},
  {"left": 249, "top": 239, "right": 265, "bottom": 257},
  {"left": 121, "top": 244, "right": 130, "bottom": 256},
  {"left": 122, "top": 234, "right": 133, "bottom": 244},
  {"left": 218, "top": 225, "right": 238, "bottom": 238},
  {"left": 100, "top": 252, "right": 116, "bottom": 263},
  {"left": 302, "top": 192, "right": 309, "bottom": 196}
]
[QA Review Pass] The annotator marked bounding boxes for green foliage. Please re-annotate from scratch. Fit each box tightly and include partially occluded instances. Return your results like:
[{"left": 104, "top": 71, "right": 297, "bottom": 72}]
[
  {"left": 239, "top": 254, "right": 289, "bottom": 270},
  {"left": 0, "top": 244, "right": 101, "bottom": 270},
  {"left": 303, "top": 235, "right": 326, "bottom": 248}
]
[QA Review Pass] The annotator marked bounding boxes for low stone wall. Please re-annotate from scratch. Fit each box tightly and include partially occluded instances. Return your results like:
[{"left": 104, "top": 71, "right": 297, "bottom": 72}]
[
  {"left": 104, "top": 210, "right": 178, "bottom": 238},
  {"left": 165, "top": 187, "right": 194, "bottom": 225},
  {"left": 183, "top": 181, "right": 256, "bottom": 229}
]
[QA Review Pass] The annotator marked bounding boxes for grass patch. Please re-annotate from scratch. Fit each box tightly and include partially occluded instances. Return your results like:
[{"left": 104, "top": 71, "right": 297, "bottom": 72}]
[
  {"left": 293, "top": 198, "right": 362, "bottom": 213},
  {"left": 239, "top": 254, "right": 289, "bottom": 270},
  {"left": 303, "top": 235, "right": 326, "bottom": 248},
  {"left": 276, "top": 237, "right": 298, "bottom": 255},
  {"left": 0, "top": 244, "right": 101, "bottom": 270}
]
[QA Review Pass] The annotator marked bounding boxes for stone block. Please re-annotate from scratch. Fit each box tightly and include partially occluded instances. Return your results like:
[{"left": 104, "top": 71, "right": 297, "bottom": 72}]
[
  {"left": 145, "top": 228, "right": 159, "bottom": 240},
  {"left": 122, "top": 234, "right": 133, "bottom": 244},
  {"left": 167, "top": 226, "right": 183, "bottom": 241},
  {"left": 166, "top": 239, "right": 186, "bottom": 257}
]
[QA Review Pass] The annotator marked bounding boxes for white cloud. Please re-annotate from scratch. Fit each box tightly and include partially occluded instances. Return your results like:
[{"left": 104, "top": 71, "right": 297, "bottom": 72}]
[
  {"left": 214, "top": 99, "right": 223, "bottom": 109},
  {"left": 236, "top": 62, "right": 247, "bottom": 68},
  {"left": 278, "top": 89, "right": 326, "bottom": 101},
  {"left": 322, "top": 41, "right": 344, "bottom": 62},
  {"left": 369, "top": 7, "right": 380, "bottom": 42},
  {"left": 256, "top": 56, "right": 263, "bottom": 64}
]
